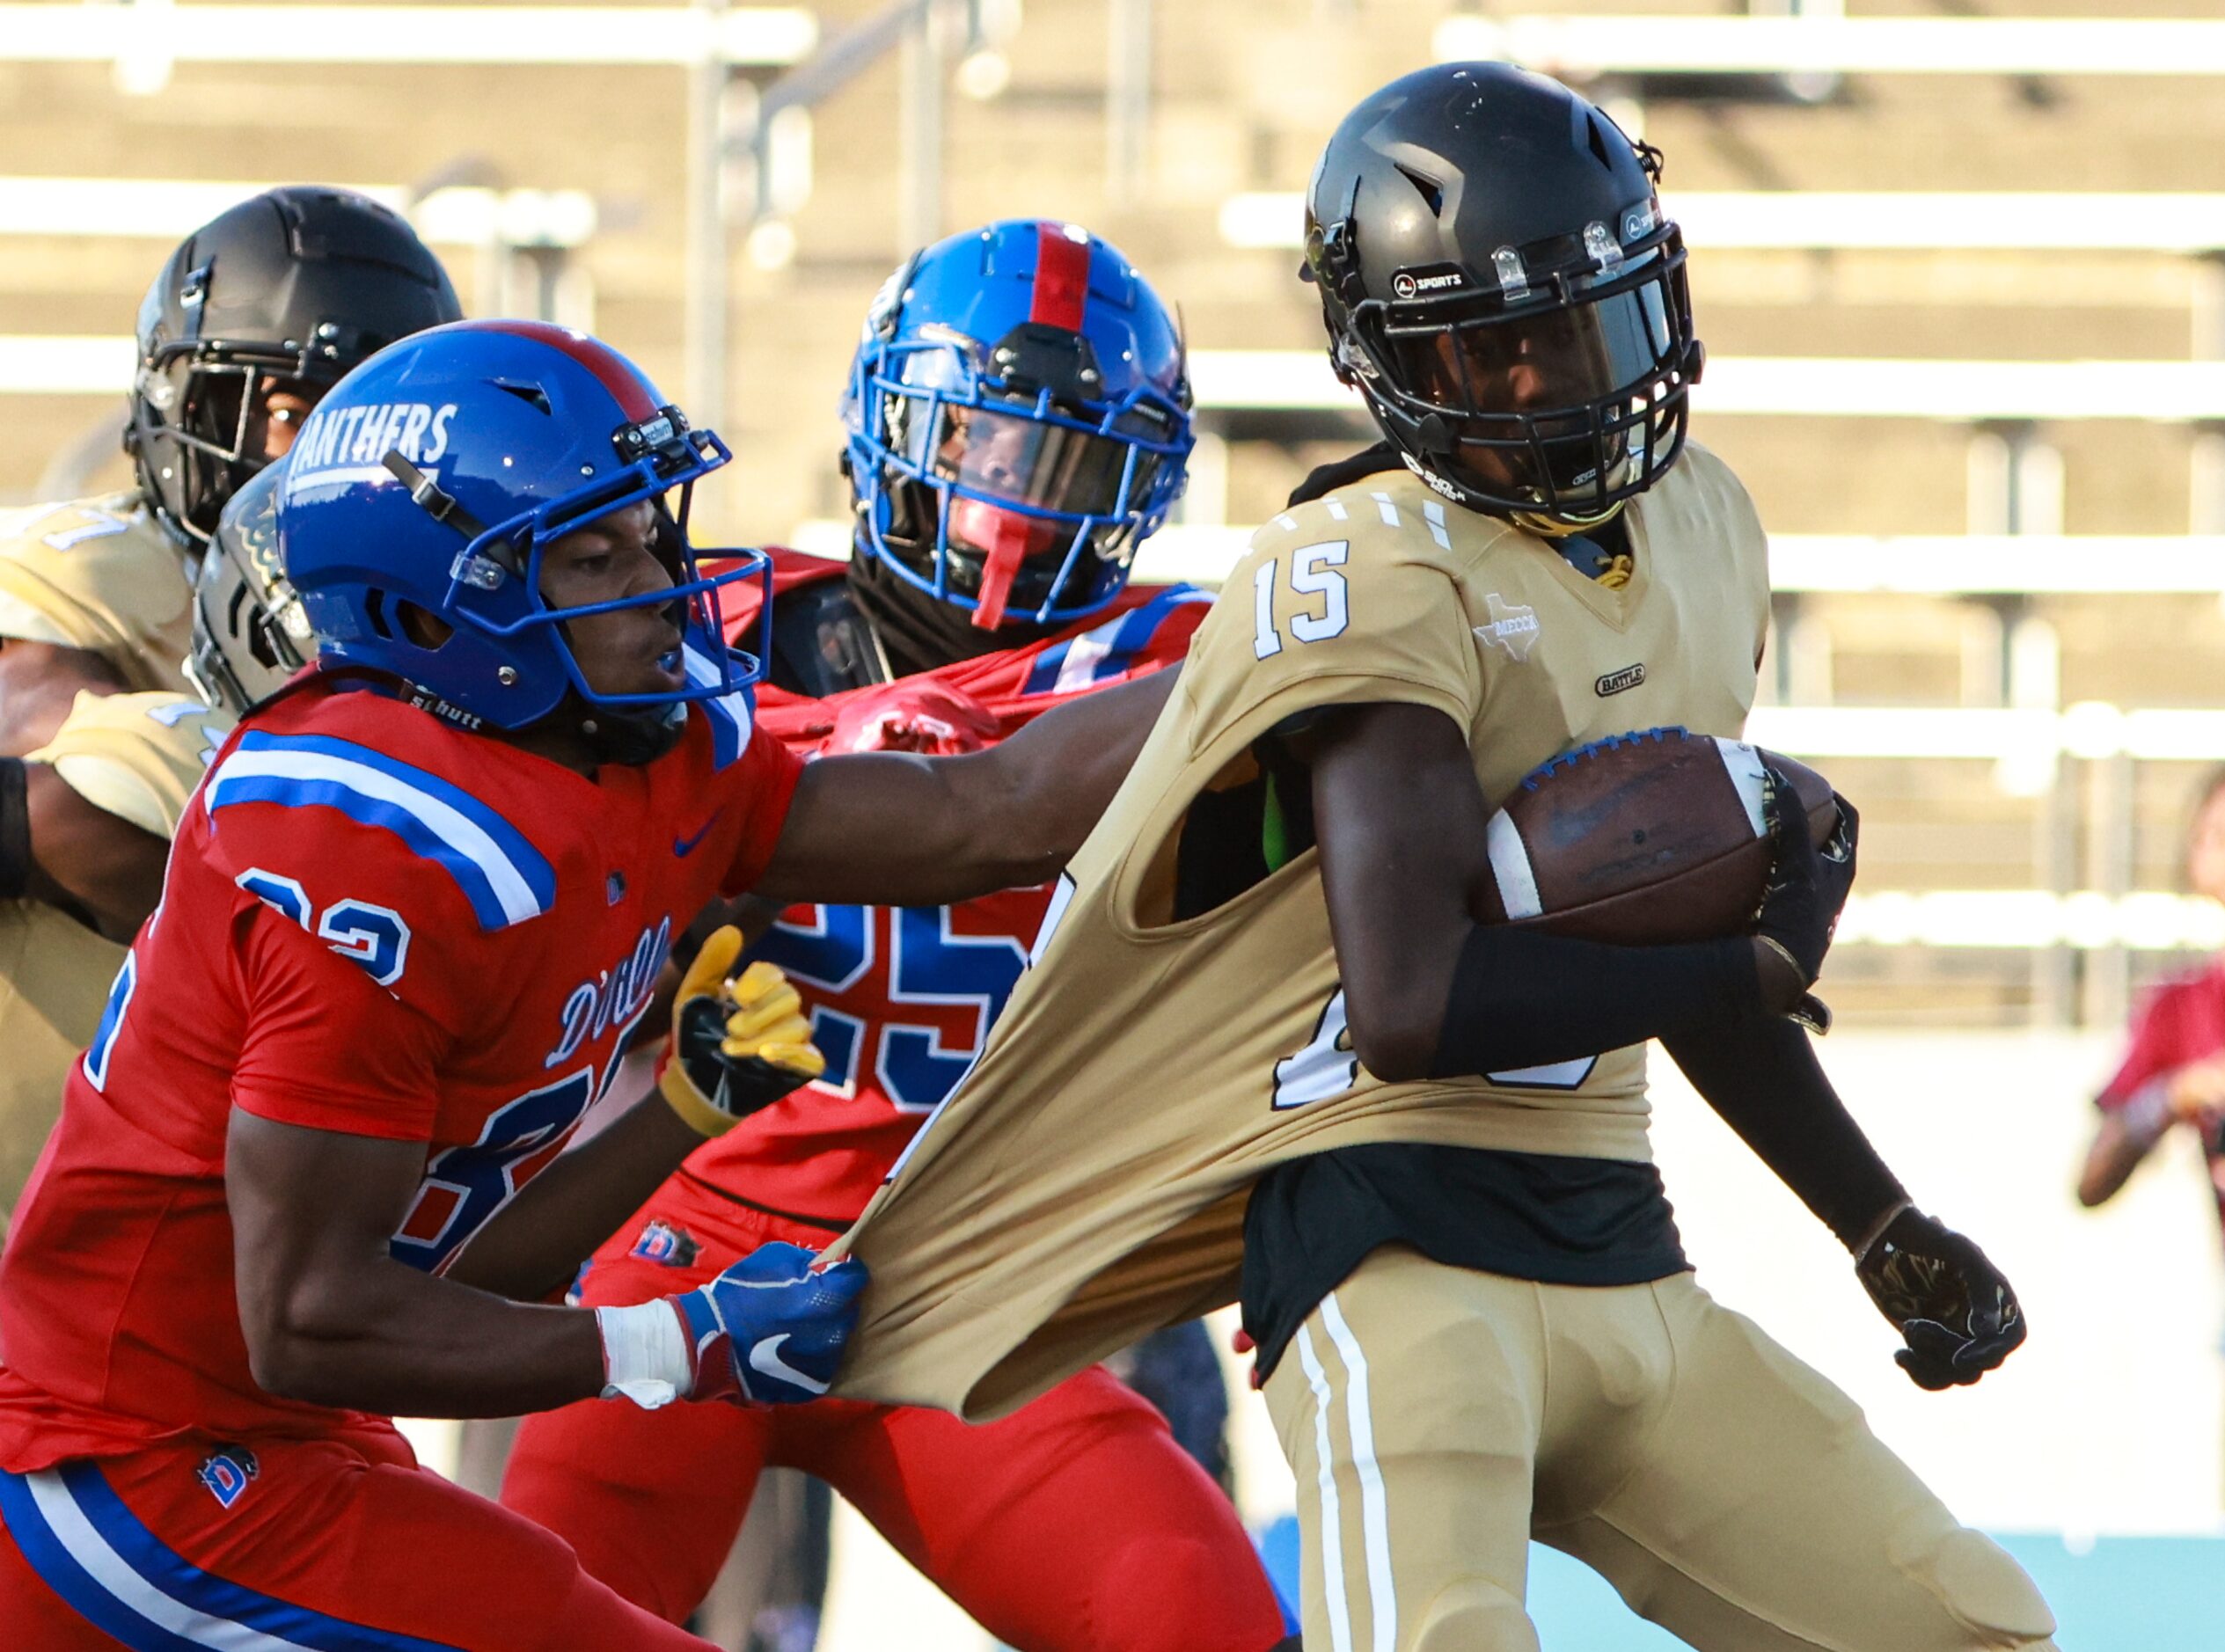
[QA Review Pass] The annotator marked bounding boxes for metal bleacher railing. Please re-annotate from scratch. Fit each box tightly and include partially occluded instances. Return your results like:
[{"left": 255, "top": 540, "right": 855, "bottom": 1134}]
[
  {"left": 0, "top": 4, "right": 818, "bottom": 69},
  {"left": 1431, "top": 11, "right": 2225, "bottom": 79}
]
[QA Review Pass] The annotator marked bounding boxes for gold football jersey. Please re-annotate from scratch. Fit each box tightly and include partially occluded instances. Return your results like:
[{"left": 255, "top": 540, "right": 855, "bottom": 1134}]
[
  {"left": 827, "top": 447, "right": 1772, "bottom": 1420},
  {"left": 0, "top": 691, "right": 229, "bottom": 1232},
  {"left": 0, "top": 492, "right": 195, "bottom": 694}
]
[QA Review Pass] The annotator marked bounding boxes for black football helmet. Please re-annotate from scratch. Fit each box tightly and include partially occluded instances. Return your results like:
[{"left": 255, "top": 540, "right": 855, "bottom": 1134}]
[
  {"left": 125, "top": 186, "right": 462, "bottom": 554},
  {"left": 1305, "top": 62, "right": 1703, "bottom": 528}
]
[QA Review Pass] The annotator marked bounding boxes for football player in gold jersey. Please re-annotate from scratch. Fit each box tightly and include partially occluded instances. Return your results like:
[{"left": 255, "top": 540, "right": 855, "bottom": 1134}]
[
  {"left": 0, "top": 188, "right": 460, "bottom": 1229},
  {"left": 827, "top": 65, "right": 2057, "bottom": 1652}
]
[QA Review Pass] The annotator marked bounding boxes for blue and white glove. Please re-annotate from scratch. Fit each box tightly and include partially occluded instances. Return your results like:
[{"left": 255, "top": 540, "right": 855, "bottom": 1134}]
[{"left": 596, "top": 1242, "right": 867, "bottom": 1409}]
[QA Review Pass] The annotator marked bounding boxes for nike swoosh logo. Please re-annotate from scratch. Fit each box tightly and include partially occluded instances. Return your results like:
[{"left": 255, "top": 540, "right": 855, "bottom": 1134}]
[
  {"left": 673, "top": 812, "right": 721, "bottom": 858},
  {"left": 748, "top": 1333, "right": 831, "bottom": 1395}
]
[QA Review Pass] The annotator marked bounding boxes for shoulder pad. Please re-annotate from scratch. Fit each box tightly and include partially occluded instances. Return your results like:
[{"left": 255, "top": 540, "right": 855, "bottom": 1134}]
[
  {"left": 28, "top": 691, "right": 229, "bottom": 839},
  {"left": 203, "top": 727, "right": 555, "bottom": 932},
  {"left": 1019, "top": 583, "right": 1211, "bottom": 698}
]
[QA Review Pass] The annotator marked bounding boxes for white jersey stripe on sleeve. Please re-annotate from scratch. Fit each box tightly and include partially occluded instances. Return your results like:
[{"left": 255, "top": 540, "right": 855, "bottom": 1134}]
[{"left": 209, "top": 747, "right": 545, "bottom": 927}]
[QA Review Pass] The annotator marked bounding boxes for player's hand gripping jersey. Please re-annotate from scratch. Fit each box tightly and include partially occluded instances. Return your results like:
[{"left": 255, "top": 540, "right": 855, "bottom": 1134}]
[
  {"left": 0, "top": 669, "right": 800, "bottom": 1470},
  {"left": 0, "top": 495, "right": 195, "bottom": 694},
  {"left": 825, "top": 450, "right": 1772, "bottom": 1419},
  {"left": 671, "top": 550, "right": 1207, "bottom": 1224}
]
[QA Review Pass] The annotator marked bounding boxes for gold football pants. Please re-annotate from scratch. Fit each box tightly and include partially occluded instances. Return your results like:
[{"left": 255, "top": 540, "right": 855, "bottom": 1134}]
[{"left": 1262, "top": 1245, "right": 2059, "bottom": 1652}]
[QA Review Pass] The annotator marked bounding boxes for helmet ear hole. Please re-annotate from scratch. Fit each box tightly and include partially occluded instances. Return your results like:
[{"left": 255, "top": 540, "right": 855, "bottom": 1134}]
[
  {"left": 361, "top": 589, "right": 395, "bottom": 640},
  {"left": 395, "top": 600, "right": 454, "bottom": 652}
]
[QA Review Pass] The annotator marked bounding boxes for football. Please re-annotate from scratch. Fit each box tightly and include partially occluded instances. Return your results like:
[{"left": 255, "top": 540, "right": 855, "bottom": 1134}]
[{"left": 1479, "top": 727, "right": 1840, "bottom": 945}]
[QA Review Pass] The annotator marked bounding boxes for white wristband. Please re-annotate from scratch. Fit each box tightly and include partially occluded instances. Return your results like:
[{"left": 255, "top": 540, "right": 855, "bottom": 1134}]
[{"left": 595, "top": 1301, "right": 693, "bottom": 1409}]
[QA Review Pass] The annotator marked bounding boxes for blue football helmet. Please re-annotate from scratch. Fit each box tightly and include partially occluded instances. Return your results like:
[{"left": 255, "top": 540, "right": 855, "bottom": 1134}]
[
  {"left": 844, "top": 219, "right": 1193, "bottom": 630},
  {"left": 277, "top": 320, "right": 768, "bottom": 745}
]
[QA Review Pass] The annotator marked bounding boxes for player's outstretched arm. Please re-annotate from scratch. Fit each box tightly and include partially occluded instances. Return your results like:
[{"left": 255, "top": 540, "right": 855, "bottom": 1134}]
[
  {"left": 230, "top": 939, "right": 847, "bottom": 1415},
  {"left": 227, "top": 1108, "right": 612, "bottom": 1417},
  {"left": 2, "top": 757, "right": 168, "bottom": 939},
  {"left": 1305, "top": 701, "right": 1844, "bottom": 1082},
  {"left": 750, "top": 667, "right": 1178, "bottom": 908}
]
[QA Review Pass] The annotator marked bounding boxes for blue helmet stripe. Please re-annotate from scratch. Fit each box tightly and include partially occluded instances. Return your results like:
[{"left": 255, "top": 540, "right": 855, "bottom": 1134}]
[{"left": 208, "top": 731, "right": 554, "bottom": 931}]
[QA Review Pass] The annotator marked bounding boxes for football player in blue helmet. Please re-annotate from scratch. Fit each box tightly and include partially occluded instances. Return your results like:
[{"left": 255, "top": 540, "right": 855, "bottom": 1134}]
[
  {"left": 277, "top": 318, "right": 765, "bottom": 766},
  {"left": 491, "top": 239, "right": 1292, "bottom": 1651},
  {"left": 0, "top": 315, "right": 1189, "bottom": 1650},
  {"left": 841, "top": 217, "right": 1193, "bottom": 657}
]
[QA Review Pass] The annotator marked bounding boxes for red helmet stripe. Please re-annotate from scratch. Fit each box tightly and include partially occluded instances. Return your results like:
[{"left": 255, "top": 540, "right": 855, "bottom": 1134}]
[
  {"left": 1028, "top": 223, "right": 1092, "bottom": 333},
  {"left": 471, "top": 318, "right": 662, "bottom": 422}
]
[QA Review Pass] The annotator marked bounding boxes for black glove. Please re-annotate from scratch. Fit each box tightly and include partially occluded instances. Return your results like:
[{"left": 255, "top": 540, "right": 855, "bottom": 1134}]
[
  {"left": 1752, "top": 773, "right": 1858, "bottom": 1027},
  {"left": 1855, "top": 1206, "right": 2026, "bottom": 1391}
]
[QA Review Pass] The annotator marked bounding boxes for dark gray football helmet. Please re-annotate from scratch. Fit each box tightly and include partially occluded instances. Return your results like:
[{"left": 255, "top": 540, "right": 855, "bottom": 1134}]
[
  {"left": 185, "top": 462, "right": 311, "bottom": 717},
  {"left": 1305, "top": 62, "right": 1704, "bottom": 525},
  {"left": 126, "top": 186, "right": 461, "bottom": 554}
]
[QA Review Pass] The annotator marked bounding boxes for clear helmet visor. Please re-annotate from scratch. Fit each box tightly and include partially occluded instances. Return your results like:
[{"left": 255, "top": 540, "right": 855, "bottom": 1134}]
[{"left": 1383, "top": 263, "right": 1683, "bottom": 514}]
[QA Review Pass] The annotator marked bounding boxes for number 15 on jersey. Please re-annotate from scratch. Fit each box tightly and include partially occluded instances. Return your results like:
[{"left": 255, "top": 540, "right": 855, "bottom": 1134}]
[{"left": 1254, "top": 541, "right": 1350, "bottom": 659}]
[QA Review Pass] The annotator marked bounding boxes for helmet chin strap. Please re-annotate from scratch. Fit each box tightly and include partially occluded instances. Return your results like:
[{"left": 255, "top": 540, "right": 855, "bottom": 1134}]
[
  {"left": 574, "top": 698, "right": 688, "bottom": 766},
  {"left": 1402, "top": 413, "right": 1633, "bottom": 538},
  {"left": 1508, "top": 499, "right": 1628, "bottom": 538}
]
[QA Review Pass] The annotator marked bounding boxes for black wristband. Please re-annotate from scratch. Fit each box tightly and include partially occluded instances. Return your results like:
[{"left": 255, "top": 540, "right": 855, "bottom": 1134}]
[
  {"left": 1429, "top": 923, "right": 1763, "bottom": 1080},
  {"left": 0, "top": 757, "right": 29, "bottom": 902}
]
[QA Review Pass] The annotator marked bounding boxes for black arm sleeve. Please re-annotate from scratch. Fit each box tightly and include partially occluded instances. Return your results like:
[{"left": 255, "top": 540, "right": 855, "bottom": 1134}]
[
  {"left": 0, "top": 757, "right": 27, "bottom": 901},
  {"left": 1430, "top": 923, "right": 1762, "bottom": 1080},
  {"left": 1659, "top": 1014, "right": 1908, "bottom": 1251}
]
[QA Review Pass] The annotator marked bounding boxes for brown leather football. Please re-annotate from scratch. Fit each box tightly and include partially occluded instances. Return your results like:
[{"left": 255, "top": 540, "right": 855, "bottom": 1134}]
[{"left": 1479, "top": 727, "right": 1839, "bottom": 945}]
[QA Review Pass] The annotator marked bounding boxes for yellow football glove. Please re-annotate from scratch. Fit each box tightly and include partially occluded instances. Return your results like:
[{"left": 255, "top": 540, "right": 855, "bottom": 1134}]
[{"left": 659, "top": 926, "right": 827, "bottom": 1137}]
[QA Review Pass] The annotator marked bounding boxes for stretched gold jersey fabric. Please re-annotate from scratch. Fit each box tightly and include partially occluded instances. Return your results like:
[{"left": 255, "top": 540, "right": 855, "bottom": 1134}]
[{"left": 829, "top": 448, "right": 1772, "bottom": 1420}]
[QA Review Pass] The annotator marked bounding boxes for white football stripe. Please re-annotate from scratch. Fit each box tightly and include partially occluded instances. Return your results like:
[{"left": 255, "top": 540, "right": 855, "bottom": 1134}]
[
  {"left": 1485, "top": 810, "right": 1544, "bottom": 920},
  {"left": 25, "top": 1470, "right": 322, "bottom": 1651},
  {"left": 1321, "top": 1293, "right": 1398, "bottom": 1652},
  {"left": 1711, "top": 736, "right": 1771, "bottom": 838},
  {"left": 1296, "top": 1325, "right": 1357, "bottom": 1652},
  {"left": 209, "top": 747, "right": 543, "bottom": 925}
]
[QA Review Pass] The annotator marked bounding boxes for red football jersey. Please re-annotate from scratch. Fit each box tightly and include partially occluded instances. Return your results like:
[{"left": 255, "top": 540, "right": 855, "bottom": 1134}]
[
  {"left": 684, "top": 552, "right": 1207, "bottom": 1224},
  {"left": 0, "top": 668, "right": 801, "bottom": 1470},
  {"left": 2097, "top": 956, "right": 2225, "bottom": 1239}
]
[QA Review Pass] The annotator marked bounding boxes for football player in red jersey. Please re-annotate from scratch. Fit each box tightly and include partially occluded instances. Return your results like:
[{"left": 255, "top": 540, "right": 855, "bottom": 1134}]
[
  {"left": 0, "top": 319, "right": 1184, "bottom": 1652},
  {"left": 498, "top": 223, "right": 1292, "bottom": 1652}
]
